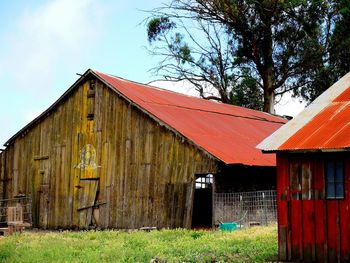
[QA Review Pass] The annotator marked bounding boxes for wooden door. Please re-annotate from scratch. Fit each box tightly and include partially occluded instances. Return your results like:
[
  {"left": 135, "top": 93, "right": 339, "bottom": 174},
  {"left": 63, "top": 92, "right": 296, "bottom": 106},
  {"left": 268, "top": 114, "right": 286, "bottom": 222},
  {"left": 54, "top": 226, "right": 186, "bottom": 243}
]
[
  {"left": 39, "top": 185, "right": 49, "bottom": 228},
  {"left": 75, "top": 142, "right": 100, "bottom": 228},
  {"left": 76, "top": 179, "right": 99, "bottom": 228},
  {"left": 38, "top": 158, "right": 50, "bottom": 229}
]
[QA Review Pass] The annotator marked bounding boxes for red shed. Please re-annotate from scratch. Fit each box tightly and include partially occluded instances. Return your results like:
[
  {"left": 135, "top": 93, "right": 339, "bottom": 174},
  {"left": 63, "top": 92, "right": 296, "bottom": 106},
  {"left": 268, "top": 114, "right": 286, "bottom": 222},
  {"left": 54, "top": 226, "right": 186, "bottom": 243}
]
[{"left": 258, "top": 72, "right": 350, "bottom": 262}]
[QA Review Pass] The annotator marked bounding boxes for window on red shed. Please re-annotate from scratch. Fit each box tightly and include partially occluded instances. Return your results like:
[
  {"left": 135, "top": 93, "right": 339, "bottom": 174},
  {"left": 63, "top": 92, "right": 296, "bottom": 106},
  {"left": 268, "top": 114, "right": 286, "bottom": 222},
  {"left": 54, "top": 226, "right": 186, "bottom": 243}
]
[{"left": 326, "top": 160, "right": 345, "bottom": 199}]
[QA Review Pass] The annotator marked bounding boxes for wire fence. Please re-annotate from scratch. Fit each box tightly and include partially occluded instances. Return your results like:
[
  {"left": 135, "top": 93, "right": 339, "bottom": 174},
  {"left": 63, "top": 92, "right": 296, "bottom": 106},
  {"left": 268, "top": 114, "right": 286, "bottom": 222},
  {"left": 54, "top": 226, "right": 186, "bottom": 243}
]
[
  {"left": 214, "top": 190, "right": 277, "bottom": 227},
  {"left": 0, "top": 197, "right": 32, "bottom": 226}
]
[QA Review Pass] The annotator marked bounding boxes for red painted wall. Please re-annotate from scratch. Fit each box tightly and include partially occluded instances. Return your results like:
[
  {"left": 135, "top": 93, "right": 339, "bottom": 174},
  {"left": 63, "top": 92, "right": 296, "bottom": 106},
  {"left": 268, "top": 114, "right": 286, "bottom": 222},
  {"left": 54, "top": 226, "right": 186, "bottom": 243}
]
[{"left": 276, "top": 153, "right": 350, "bottom": 262}]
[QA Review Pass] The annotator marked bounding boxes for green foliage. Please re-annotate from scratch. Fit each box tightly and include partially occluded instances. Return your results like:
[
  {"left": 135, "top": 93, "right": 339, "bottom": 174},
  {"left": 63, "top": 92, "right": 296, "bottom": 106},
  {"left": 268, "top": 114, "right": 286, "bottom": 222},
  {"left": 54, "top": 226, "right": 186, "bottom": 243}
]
[
  {"left": 231, "top": 71, "right": 264, "bottom": 110},
  {"left": 0, "top": 226, "right": 277, "bottom": 263},
  {"left": 147, "top": 17, "right": 175, "bottom": 43},
  {"left": 168, "top": 33, "right": 194, "bottom": 64},
  {"left": 190, "top": 231, "right": 204, "bottom": 239}
]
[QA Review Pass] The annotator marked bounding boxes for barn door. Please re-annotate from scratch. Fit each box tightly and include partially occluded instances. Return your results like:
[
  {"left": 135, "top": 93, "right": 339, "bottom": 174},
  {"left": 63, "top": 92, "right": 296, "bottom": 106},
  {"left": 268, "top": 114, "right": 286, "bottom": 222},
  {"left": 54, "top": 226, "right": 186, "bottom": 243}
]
[
  {"left": 192, "top": 174, "right": 213, "bottom": 228},
  {"left": 75, "top": 142, "right": 101, "bottom": 228},
  {"left": 39, "top": 184, "right": 49, "bottom": 228},
  {"left": 36, "top": 157, "right": 50, "bottom": 229},
  {"left": 76, "top": 179, "right": 99, "bottom": 228}
]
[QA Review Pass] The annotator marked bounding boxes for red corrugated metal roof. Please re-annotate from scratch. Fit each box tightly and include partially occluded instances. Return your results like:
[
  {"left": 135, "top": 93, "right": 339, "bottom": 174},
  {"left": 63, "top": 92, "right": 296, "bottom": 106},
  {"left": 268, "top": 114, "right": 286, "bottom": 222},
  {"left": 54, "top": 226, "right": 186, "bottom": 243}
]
[
  {"left": 280, "top": 100, "right": 350, "bottom": 150},
  {"left": 94, "top": 71, "right": 286, "bottom": 166},
  {"left": 258, "top": 72, "right": 350, "bottom": 152}
]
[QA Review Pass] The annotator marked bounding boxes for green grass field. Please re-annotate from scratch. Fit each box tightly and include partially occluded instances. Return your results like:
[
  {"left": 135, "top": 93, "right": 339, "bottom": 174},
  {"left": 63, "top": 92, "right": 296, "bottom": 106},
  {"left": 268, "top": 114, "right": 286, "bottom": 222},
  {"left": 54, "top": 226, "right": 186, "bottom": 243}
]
[{"left": 0, "top": 225, "right": 277, "bottom": 263}]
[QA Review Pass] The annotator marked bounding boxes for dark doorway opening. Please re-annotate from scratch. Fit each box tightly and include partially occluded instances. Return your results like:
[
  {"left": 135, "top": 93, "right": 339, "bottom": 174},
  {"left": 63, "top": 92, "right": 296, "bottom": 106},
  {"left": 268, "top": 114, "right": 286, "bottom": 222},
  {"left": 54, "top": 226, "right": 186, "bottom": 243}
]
[{"left": 192, "top": 174, "right": 213, "bottom": 228}]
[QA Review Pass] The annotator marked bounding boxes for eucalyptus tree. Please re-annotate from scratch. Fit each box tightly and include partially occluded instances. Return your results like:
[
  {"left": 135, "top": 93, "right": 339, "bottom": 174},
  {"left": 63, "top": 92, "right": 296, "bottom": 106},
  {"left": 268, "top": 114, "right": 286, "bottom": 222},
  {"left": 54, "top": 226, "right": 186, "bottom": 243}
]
[{"left": 147, "top": 0, "right": 350, "bottom": 113}]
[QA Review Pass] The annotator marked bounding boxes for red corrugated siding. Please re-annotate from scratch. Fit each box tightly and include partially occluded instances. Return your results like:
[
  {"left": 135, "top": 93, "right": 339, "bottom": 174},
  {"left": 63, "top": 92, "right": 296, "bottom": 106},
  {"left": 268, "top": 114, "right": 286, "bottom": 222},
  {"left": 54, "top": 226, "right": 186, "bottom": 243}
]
[
  {"left": 95, "top": 71, "right": 285, "bottom": 166},
  {"left": 276, "top": 154, "right": 289, "bottom": 260},
  {"left": 277, "top": 153, "right": 350, "bottom": 262}
]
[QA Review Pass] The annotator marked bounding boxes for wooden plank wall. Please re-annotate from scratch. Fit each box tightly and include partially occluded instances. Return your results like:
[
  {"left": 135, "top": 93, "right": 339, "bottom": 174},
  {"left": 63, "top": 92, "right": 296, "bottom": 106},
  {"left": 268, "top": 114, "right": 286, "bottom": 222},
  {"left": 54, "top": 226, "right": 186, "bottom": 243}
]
[
  {"left": 1, "top": 76, "right": 217, "bottom": 229},
  {"left": 277, "top": 153, "right": 350, "bottom": 263},
  {"left": 0, "top": 151, "right": 4, "bottom": 199}
]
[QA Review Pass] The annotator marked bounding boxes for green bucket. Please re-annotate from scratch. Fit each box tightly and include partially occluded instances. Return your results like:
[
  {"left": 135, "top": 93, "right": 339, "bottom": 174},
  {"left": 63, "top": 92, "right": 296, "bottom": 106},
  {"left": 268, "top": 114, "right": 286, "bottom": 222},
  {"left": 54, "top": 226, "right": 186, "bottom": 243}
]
[{"left": 219, "top": 222, "right": 238, "bottom": 231}]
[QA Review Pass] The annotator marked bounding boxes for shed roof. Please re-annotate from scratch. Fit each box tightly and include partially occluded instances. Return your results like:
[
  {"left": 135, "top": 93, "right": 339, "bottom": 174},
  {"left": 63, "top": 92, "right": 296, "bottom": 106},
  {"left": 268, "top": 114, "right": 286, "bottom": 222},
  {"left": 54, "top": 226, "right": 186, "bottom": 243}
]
[
  {"left": 94, "top": 70, "right": 285, "bottom": 166},
  {"left": 258, "top": 72, "right": 350, "bottom": 152},
  {"left": 5, "top": 69, "right": 286, "bottom": 166}
]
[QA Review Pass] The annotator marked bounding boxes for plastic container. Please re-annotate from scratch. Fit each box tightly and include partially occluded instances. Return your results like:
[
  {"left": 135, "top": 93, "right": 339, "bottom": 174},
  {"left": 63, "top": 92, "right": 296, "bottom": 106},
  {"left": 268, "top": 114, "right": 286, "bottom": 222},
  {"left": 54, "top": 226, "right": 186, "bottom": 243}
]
[{"left": 218, "top": 222, "right": 238, "bottom": 231}]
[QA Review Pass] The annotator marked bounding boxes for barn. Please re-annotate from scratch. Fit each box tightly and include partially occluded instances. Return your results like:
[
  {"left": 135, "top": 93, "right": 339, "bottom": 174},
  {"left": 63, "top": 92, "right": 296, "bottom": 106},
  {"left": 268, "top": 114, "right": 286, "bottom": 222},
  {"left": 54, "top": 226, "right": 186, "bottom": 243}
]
[
  {"left": 0, "top": 69, "right": 285, "bottom": 230},
  {"left": 258, "top": 72, "right": 350, "bottom": 262}
]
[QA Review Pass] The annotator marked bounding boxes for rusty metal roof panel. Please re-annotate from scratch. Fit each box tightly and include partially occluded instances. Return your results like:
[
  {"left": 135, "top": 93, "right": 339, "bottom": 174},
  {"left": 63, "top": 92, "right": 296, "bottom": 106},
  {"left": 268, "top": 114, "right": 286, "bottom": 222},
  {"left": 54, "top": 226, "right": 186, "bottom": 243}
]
[
  {"left": 279, "top": 103, "right": 350, "bottom": 150},
  {"left": 94, "top": 72, "right": 283, "bottom": 122},
  {"left": 94, "top": 71, "right": 286, "bottom": 166},
  {"left": 258, "top": 72, "right": 350, "bottom": 152}
]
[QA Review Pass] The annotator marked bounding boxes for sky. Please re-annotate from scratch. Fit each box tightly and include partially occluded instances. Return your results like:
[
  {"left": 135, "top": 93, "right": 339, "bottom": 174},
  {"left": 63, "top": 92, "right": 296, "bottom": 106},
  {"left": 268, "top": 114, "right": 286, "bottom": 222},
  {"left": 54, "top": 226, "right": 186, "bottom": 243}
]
[{"left": 0, "top": 0, "right": 305, "bottom": 147}]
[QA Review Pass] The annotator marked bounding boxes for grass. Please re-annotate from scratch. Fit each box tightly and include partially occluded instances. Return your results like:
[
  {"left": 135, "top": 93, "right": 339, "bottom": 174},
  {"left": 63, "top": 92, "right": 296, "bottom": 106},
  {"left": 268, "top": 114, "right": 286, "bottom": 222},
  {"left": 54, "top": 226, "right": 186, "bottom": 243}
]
[{"left": 0, "top": 225, "right": 277, "bottom": 263}]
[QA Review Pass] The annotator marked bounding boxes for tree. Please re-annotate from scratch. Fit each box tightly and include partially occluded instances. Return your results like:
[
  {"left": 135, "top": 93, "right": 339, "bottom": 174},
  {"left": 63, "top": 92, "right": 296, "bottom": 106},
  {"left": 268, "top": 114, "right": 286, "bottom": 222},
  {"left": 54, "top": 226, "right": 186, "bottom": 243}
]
[
  {"left": 147, "top": 16, "right": 263, "bottom": 110},
  {"left": 298, "top": 0, "right": 350, "bottom": 102},
  {"left": 147, "top": 0, "right": 350, "bottom": 113}
]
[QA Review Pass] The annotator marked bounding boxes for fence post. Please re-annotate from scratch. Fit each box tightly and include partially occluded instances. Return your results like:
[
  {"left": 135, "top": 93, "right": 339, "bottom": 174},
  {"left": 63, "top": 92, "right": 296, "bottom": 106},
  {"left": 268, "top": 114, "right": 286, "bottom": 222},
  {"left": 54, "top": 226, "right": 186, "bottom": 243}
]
[
  {"left": 263, "top": 192, "right": 268, "bottom": 225},
  {"left": 239, "top": 195, "right": 243, "bottom": 228}
]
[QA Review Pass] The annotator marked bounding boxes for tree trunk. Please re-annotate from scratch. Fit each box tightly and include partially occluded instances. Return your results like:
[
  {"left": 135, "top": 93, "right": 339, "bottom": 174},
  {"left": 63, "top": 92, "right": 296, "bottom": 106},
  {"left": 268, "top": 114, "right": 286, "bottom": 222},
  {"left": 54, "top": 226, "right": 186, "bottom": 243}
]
[
  {"left": 259, "top": 7, "right": 275, "bottom": 114},
  {"left": 262, "top": 69, "right": 275, "bottom": 114},
  {"left": 263, "top": 87, "right": 275, "bottom": 114}
]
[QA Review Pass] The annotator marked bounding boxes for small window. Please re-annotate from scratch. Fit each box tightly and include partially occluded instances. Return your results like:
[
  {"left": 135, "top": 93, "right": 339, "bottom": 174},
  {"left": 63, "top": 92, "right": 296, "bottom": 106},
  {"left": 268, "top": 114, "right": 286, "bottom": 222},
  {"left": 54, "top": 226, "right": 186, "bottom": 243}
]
[
  {"left": 88, "top": 79, "right": 96, "bottom": 97},
  {"left": 87, "top": 79, "right": 96, "bottom": 120},
  {"left": 326, "top": 160, "right": 345, "bottom": 199},
  {"left": 195, "top": 174, "right": 213, "bottom": 189}
]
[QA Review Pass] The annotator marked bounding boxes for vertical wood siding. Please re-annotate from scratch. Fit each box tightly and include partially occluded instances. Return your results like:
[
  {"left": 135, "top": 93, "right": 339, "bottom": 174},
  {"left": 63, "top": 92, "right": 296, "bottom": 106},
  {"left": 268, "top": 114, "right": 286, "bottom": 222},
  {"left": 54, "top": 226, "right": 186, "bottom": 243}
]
[
  {"left": 0, "top": 77, "right": 217, "bottom": 229},
  {"left": 277, "top": 153, "right": 350, "bottom": 263},
  {"left": 0, "top": 151, "right": 4, "bottom": 199}
]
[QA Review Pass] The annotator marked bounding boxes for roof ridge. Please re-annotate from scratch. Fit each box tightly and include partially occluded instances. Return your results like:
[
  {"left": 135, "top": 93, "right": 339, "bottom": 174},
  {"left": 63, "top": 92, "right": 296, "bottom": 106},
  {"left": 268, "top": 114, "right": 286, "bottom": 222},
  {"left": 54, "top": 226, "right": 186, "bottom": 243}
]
[
  {"left": 143, "top": 101, "right": 286, "bottom": 124},
  {"left": 95, "top": 71, "right": 206, "bottom": 100},
  {"left": 94, "top": 70, "right": 283, "bottom": 123}
]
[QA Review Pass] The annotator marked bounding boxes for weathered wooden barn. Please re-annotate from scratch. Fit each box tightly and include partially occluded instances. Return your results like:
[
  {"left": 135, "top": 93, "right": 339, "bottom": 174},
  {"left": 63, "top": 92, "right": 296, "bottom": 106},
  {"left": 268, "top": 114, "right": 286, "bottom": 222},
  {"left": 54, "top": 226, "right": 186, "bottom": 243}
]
[
  {"left": 258, "top": 72, "right": 350, "bottom": 263},
  {"left": 0, "top": 69, "right": 285, "bottom": 229}
]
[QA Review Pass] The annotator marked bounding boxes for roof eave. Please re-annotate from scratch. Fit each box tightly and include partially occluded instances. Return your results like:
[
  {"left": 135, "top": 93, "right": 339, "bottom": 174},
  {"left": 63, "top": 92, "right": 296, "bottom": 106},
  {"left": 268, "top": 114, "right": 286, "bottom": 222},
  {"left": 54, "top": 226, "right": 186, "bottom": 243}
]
[{"left": 266, "top": 147, "right": 350, "bottom": 154}]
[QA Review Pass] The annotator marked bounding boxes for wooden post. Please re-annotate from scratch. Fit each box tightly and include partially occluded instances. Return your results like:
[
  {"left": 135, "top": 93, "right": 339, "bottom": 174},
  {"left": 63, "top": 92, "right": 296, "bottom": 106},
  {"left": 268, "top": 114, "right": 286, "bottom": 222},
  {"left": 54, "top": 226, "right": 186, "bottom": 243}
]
[{"left": 212, "top": 174, "right": 216, "bottom": 228}]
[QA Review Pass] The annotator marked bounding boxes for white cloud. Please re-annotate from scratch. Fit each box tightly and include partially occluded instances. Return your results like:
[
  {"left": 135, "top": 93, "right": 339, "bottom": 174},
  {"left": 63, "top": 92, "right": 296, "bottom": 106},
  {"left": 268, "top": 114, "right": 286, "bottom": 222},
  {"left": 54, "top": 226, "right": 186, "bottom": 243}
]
[
  {"left": 275, "top": 92, "right": 306, "bottom": 117},
  {"left": 149, "top": 80, "right": 199, "bottom": 96},
  {"left": 1, "top": 0, "right": 105, "bottom": 91},
  {"left": 0, "top": 0, "right": 107, "bottom": 146}
]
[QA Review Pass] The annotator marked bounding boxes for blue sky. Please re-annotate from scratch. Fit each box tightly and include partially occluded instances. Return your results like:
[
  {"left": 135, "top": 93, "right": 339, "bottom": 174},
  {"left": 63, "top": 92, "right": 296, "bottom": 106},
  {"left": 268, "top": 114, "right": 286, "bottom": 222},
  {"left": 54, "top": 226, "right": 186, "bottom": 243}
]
[
  {"left": 0, "top": 0, "right": 167, "bottom": 146},
  {"left": 0, "top": 0, "right": 305, "bottom": 146}
]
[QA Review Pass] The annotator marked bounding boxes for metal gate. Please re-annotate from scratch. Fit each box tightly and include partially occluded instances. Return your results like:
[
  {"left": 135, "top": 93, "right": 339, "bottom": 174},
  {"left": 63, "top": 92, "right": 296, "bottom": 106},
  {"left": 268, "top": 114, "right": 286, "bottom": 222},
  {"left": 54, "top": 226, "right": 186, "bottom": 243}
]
[{"left": 214, "top": 190, "right": 277, "bottom": 226}]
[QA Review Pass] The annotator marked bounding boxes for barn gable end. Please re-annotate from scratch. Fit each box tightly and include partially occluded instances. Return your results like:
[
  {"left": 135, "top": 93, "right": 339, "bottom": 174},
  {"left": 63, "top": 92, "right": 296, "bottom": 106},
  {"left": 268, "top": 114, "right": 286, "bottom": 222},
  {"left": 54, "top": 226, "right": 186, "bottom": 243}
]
[
  {"left": 1, "top": 75, "right": 217, "bottom": 229},
  {"left": 0, "top": 69, "right": 286, "bottom": 230}
]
